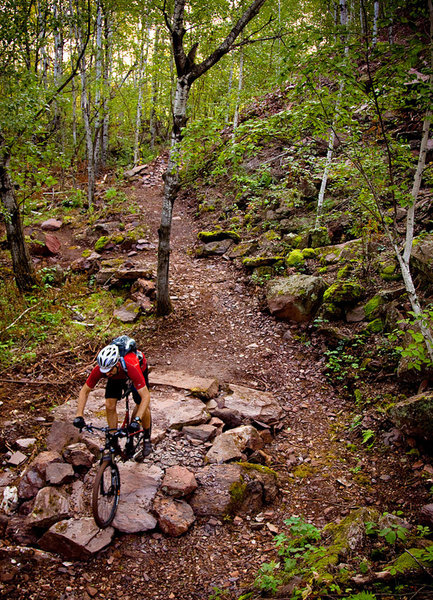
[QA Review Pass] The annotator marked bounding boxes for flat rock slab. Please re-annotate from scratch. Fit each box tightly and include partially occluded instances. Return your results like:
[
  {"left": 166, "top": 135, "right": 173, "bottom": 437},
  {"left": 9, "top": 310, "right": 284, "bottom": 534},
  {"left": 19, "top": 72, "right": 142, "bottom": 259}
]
[
  {"left": 40, "top": 518, "right": 114, "bottom": 560},
  {"left": 222, "top": 384, "right": 283, "bottom": 424},
  {"left": 28, "top": 487, "right": 70, "bottom": 528},
  {"left": 151, "top": 394, "right": 210, "bottom": 430},
  {"left": 150, "top": 370, "right": 219, "bottom": 399},
  {"left": 112, "top": 463, "right": 163, "bottom": 533}
]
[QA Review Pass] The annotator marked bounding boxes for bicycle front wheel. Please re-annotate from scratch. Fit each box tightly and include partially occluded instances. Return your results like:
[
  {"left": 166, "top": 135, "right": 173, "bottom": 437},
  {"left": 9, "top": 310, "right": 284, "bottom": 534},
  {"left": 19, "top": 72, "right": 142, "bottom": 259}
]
[{"left": 92, "top": 460, "right": 120, "bottom": 528}]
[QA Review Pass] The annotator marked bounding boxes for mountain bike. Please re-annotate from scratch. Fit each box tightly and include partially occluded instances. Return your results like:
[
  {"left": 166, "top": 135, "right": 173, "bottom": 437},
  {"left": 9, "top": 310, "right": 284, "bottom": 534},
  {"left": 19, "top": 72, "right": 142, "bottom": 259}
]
[{"left": 82, "top": 386, "right": 145, "bottom": 528}]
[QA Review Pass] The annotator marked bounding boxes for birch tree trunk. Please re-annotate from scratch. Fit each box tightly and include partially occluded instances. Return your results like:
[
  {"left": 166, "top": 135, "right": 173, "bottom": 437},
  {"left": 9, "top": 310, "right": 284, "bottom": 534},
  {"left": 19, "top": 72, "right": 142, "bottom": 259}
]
[
  {"left": 101, "top": 12, "right": 113, "bottom": 167},
  {"left": 94, "top": 1, "right": 103, "bottom": 174},
  {"left": 149, "top": 28, "right": 161, "bottom": 151},
  {"left": 232, "top": 48, "right": 244, "bottom": 131},
  {"left": 157, "top": 0, "right": 268, "bottom": 315},
  {"left": 134, "top": 22, "right": 150, "bottom": 166},
  {"left": 315, "top": 0, "right": 348, "bottom": 229},
  {"left": 0, "top": 148, "right": 37, "bottom": 292},
  {"left": 372, "top": 0, "right": 379, "bottom": 47}
]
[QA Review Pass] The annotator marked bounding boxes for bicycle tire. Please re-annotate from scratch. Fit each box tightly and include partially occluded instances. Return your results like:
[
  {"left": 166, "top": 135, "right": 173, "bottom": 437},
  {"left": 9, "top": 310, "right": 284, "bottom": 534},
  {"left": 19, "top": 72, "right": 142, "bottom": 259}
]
[{"left": 92, "top": 460, "right": 120, "bottom": 528}]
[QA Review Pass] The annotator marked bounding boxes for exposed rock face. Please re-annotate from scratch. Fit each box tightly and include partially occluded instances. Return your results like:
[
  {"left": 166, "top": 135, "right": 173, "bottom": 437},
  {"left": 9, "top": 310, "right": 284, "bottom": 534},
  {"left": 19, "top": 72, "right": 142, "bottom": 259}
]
[
  {"left": 161, "top": 466, "right": 198, "bottom": 498},
  {"left": 154, "top": 497, "right": 196, "bottom": 536},
  {"left": 39, "top": 518, "right": 115, "bottom": 560},
  {"left": 111, "top": 463, "right": 163, "bottom": 533},
  {"left": 150, "top": 370, "right": 219, "bottom": 399},
  {"left": 205, "top": 425, "right": 264, "bottom": 464},
  {"left": 18, "top": 451, "right": 63, "bottom": 500},
  {"left": 190, "top": 463, "right": 278, "bottom": 518},
  {"left": 27, "top": 487, "right": 70, "bottom": 528},
  {"left": 390, "top": 393, "right": 433, "bottom": 442},
  {"left": 222, "top": 384, "right": 283, "bottom": 424},
  {"left": 266, "top": 274, "right": 326, "bottom": 322}
]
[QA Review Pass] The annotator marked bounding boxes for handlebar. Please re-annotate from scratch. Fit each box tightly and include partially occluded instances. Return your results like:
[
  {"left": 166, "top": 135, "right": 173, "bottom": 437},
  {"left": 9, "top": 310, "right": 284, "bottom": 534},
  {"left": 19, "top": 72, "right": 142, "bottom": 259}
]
[{"left": 82, "top": 424, "right": 128, "bottom": 437}]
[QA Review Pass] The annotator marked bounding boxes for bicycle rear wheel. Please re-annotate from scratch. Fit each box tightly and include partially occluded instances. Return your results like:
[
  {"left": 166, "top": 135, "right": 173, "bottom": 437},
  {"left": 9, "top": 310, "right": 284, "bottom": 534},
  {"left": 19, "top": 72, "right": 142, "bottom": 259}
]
[{"left": 92, "top": 460, "right": 120, "bottom": 528}]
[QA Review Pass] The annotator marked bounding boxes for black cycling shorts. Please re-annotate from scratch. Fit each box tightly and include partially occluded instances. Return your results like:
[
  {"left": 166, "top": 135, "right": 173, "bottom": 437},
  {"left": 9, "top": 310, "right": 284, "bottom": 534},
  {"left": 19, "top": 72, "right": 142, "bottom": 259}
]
[{"left": 105, "top": 367, "right": 149, "bottom": 405}]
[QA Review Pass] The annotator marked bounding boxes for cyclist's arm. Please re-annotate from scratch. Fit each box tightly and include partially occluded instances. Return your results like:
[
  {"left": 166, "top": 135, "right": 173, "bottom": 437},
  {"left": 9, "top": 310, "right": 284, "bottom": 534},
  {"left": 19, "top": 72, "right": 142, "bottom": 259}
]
[
  {"left": 76, "top": 383, "right": 93, "bottom": 418},
  {"left": 135, "top": 385, "right": 150, "bottom": 421}
]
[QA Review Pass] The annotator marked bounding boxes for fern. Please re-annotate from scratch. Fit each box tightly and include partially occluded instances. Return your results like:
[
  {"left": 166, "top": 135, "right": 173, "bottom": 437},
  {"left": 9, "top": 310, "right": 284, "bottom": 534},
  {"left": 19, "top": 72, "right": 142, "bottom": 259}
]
[{"left": 343, "top": 593, "right": 377, "bottom": 600}]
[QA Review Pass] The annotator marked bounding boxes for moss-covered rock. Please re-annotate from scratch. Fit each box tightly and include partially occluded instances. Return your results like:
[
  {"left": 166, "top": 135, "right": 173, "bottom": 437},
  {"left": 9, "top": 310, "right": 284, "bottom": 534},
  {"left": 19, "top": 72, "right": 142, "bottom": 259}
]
[
  {"left": 302, "top": 247, "right": 316, "bottom": 259},
  {"left": 379, "top": 261, "right": 401, "bottom": 281},
  {"left": 197, "top": 230, "right": 241, "bottom": 244},
  {"left": 266, "top": 274, "right": 326, "bottom": 322},
  {"left": 364, "top": 295, "right": 385, "bottom": 320},
  {"left": 286, "top": 249, "right": 304, "bottom": 267},
  {"left": 242, "top": 256, "right": 285, "bottom": 269},
  {"left": 310, "top": 227, "right": 331, "bottom": 248},
  {"left": 323, "top": 281, "right": 363, "bottom": 305},
  {"left": 390, "top": 393, "right": 433, "bottom": 442},
  {"left": 366, "top": 318, "right": 384, "bottom": 333}
]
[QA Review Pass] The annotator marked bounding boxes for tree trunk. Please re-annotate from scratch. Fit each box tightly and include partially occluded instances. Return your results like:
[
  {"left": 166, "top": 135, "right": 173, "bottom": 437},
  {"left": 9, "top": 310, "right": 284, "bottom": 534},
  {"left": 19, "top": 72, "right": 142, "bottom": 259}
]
[
  {"left": 232, "top": 47, "right": 244, "bottom": 131},
  {"left": 0, "top": 151, "right": 37, "bottom": 292},
  {"left": 134, "top": 22, "right": 150, "bottom": 166},
  {"left": 101, "top": 12, "right": 113, "bottom": 167},
  {"left": 156, "top": 76, "right": 190, "bottom": 315}
]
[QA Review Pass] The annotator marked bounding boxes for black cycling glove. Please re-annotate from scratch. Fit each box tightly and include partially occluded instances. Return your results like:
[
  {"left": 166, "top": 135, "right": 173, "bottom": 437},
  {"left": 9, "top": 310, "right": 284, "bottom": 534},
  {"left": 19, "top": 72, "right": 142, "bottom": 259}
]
[
  {"left": 128, "top": 417, "right": 141, "bottom": 433},
  {"left": 73, "top": 416, "right": 85, "bottom": 430}
]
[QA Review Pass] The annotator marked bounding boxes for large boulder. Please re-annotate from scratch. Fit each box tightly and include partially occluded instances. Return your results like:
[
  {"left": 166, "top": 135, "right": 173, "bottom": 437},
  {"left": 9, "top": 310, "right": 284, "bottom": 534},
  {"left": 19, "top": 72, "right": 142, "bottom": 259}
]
[
  {"left": 389, "top": 393, "right": 433, "bottom": 442},
  {"left": 111, "top": 463, "right": 163, "bottom": 533},
  {"left": 411, "top": 234, "right": 433, "bottom": 284},
  {"left": 39, "top": 518, "right": 114, "bottom": 560},
  {"left": 205, "top": 425, "right": 264, "bottom": 464},
  {"left": 160, "top": 466, "right": 198, "bottom": 498},
  {"left": 266, "top": 274, "right": 326, "bottom": 322},
  {"left": 190, "top": 463, "right": 278, "bottom": 518},
  {"left": 221, "top": 384, "right": 283, "bottom": 424}
]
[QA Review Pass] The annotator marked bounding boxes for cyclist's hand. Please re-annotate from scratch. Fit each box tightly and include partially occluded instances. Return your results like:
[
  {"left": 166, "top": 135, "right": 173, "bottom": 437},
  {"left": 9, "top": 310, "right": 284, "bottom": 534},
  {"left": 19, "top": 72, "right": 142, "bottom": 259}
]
[
  {"left": 128, "top": 418, "right": 140, "bottom": 434},
  {"left": 73, "top": 416, "right": 85, "bottom": 430}
]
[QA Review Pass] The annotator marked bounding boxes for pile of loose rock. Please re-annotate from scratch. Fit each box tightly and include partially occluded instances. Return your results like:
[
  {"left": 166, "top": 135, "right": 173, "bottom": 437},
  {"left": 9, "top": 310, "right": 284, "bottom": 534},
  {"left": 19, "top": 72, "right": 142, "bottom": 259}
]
[{"left": 0, "top": 372, "right": 284, "bottom": 560}]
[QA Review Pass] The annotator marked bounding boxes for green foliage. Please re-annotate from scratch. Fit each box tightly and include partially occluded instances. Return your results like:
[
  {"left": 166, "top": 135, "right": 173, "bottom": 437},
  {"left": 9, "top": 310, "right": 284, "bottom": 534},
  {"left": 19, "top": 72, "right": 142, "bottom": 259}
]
[{"left": 389, "top": 309, "right": 433, "bottom": 372}]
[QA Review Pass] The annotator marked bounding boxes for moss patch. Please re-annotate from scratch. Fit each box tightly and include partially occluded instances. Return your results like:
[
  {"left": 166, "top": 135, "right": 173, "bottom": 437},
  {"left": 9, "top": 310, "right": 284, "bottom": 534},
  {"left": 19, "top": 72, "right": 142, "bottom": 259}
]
[{"left": 198, "top": 230, "right": 241, "bottom": 243}]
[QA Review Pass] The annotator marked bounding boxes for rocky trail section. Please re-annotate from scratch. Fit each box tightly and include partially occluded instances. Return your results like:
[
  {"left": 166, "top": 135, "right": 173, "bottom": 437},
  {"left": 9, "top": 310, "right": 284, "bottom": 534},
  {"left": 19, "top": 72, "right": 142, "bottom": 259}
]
[{"left": 0, "top": 168, "right": 431, "bottom": 600}]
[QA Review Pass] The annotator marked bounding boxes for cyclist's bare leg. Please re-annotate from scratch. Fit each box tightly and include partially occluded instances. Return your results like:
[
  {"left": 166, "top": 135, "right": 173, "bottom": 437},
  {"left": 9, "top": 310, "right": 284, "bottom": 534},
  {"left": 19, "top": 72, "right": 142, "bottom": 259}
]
[{"left": 105, "top": 397, "right": 118, "bottom": 429}]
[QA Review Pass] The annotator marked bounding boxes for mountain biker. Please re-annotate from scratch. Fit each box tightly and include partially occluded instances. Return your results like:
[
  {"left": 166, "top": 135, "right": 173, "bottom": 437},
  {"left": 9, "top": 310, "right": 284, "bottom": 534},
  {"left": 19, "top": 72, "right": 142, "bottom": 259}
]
[{"left": 73, "top": 343, "right": 152, "bottom": 460}]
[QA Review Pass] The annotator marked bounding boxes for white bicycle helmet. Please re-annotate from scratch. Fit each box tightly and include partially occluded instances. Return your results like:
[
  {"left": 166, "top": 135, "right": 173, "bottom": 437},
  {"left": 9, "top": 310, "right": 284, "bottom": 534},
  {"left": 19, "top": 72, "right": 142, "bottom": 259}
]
[{"left": 97, "top": 344, "right": 120, "bottom": 373}]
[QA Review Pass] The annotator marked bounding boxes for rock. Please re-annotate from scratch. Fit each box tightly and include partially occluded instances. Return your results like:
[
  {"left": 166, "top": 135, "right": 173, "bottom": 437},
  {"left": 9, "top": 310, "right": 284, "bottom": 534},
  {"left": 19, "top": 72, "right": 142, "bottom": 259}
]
[
  {"left": 222, "top": 384, "right": 283, "bottom": 424},
  {"left": 124, "top": 165, "right": 147, "bottom": 179},
  {"left": 205, "top": 425, "right": 264, "bottom": 464},
  {"left": 27, "top": 487, "right": 70, "bottom": 528},
  {"left": 70, "top": 252, "right": 101, "bottom": 274},
  {"left": 46, "top": 421, "right": 81, "bottom": 453},
  {"left": 0, "top": 485, "right": 18, "bottom": 514},
  {"left": 113, "top": 300, "right": 141, "bottom": 323},
  {"left": 94, "top": 258, "right": 154, "bottom": 286},
  {"left": 131, "top": 278, "right": 156, "bottom": 299},
  {"left": 153, "top": 497, "right": 195, "bottom": 537},
  {"left": 18, "top": 451, "right": 63, "bottom": 500},
  {"left": 152, "top": 396, "right": 210, "bottom": 431},
  {"left": 161, "top": 466, "right": 198, "bottom": 498},
  {"left": 182, "top": 424, "right": 217, "bottom": 442},
  {"left": 390, "top": 393, "right": 433, "bottom": 442},
  {"left": 210, "top": 408, "right": 243, "bottom": 429},
  {"left": 41, "top": 219, "right": 62, "bottom": 231},
  {"left": 46, "top": 462, "right": 75, "bottom": 485},
  {"left": 15, "top": 438, "right": 37, "bottom": 450},
  {"left": 5, "top": 517, "right": 40, "bottom": 546},
  {"left": 39, "top": 518, "right": 114, "bottom": 560},
  {"left": 44, "top": 234, "right": 61, "bottom": 255},
  {"left": 411, "top": 233, "right": 433, "bottom": 284},
  {"left": 190, "top": 463, "right": 277, "bottom": 518},
  {"left": 266, "top": 274, "right": 326, "bottom": 322},
  {"left": 420, "top": 504, "right": 433, "bottom": 528},
  {"left": 196, "top": 239, "right": 233, "bottom": 257},
  {"left": 7, "top": 451, "right": 27, "bottom": 467},
  {"left": 111, "top": 463, "right": 163, "bottom": 533},
  {"left": 150, "top": 370, "right": 219, "bottom": 399},
  {"left": 63, "top": 443, "right": 95, "bottom": 469},
  {"left": 130, "top": 292, "right": 153, "bottom": 312}
]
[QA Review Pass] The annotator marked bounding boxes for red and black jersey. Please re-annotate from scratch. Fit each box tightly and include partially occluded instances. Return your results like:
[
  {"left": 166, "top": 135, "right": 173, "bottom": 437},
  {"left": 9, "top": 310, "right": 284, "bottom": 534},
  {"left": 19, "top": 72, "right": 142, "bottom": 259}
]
[{"left": 86, "top": 352, "right": 148, "bottom": 391}]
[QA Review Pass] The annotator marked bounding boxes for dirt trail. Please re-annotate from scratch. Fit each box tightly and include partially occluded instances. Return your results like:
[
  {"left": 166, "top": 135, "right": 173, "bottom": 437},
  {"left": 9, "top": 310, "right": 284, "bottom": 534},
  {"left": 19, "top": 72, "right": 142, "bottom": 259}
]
[{"left": 5, "top": 174, "right": 428, "bottom": 600}]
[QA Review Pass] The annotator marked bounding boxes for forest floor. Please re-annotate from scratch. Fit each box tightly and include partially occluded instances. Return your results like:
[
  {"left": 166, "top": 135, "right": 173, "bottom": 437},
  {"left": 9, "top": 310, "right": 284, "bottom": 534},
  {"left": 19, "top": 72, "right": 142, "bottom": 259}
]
[{"left": 1, "top": 164, "right": 432, "bottom": 600}]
